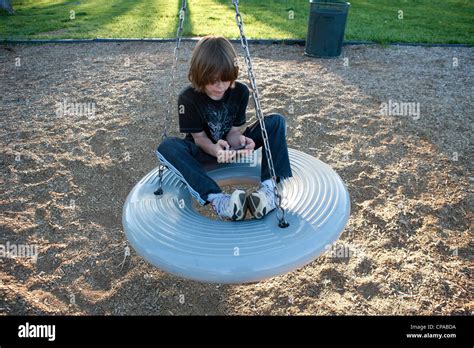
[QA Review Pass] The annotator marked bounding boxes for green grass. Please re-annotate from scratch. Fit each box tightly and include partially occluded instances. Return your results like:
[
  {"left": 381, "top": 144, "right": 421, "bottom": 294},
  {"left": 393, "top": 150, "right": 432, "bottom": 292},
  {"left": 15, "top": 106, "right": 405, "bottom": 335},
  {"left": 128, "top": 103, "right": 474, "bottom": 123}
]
[
  {"left": 0, "top": 0, "right": 180, "bottom": 39},
  {"left": 1, "top": 0, "right": 473, "bottom": 44}
]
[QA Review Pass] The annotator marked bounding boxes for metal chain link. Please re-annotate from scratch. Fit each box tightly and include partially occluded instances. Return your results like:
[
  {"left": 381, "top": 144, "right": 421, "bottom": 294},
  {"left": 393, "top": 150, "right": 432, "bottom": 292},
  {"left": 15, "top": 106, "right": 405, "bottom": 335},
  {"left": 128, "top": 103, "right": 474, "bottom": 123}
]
[
  {"left": 231, "top": 0, "right": 289, "bottom": 228},
  {"left": 155, "top": 0, "right": 187, "bottom": 196}
]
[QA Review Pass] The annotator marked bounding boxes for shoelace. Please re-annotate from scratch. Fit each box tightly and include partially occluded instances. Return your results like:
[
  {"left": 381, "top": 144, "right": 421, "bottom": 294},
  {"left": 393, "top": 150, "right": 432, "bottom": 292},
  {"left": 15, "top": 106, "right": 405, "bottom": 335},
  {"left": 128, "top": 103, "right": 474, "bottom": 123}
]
[
  {"left": 259, "top": 184, "right": 276, "bottom": 208},
  {"left": 212, "top": 195, "right": 231, "bottom": 217}
]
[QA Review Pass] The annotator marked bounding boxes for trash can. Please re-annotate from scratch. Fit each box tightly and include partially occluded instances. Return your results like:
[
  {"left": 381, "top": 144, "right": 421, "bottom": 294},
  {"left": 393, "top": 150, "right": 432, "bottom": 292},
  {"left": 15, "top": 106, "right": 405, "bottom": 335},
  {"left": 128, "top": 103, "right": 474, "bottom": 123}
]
[{"left": 305, "top": 0, "right": 350, "bottom": 58}]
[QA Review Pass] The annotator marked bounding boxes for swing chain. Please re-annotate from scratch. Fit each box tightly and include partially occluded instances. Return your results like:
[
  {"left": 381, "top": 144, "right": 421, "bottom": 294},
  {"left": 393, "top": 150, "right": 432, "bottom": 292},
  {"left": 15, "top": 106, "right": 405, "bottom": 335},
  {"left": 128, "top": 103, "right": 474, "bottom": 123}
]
[
  {"left": 156, "top": 0, "right": 187, "bottom": 196},
  {"left": 232, "top": 0, "right": 289, "bottom": 228}
]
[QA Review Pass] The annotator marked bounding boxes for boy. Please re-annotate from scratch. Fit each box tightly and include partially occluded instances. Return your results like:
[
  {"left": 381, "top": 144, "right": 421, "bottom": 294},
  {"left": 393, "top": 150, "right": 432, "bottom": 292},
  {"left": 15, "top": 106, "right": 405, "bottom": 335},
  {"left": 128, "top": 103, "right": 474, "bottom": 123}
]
[{"left": 156, "top": 36, "right": 292, "bottom": 220}]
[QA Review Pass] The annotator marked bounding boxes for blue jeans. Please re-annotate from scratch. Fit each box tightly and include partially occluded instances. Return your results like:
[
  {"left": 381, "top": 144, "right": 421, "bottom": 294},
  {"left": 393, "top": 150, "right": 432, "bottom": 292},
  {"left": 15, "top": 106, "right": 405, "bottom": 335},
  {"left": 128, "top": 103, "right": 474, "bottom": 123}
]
[{"left": 156, "top": 113, "right": 293, "bottom": 205}]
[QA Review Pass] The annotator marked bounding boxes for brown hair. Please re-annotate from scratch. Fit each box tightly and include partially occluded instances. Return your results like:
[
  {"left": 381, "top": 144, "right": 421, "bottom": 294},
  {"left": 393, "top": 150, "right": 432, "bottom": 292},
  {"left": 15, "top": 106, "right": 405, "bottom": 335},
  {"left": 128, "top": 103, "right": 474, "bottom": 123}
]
[{"left": 188, "top": 36, "right": 239, "bottom": 92}]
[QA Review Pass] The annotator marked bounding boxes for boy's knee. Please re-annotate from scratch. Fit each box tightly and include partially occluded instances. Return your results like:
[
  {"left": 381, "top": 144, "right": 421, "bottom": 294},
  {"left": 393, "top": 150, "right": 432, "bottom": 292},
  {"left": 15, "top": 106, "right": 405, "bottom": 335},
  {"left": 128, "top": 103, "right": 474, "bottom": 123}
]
[
  {"left": 157, "top": 137, "right": 182, "bottom": 157},
  {"left": 265, "top": 113, "right": 286, "bottom": 129}
]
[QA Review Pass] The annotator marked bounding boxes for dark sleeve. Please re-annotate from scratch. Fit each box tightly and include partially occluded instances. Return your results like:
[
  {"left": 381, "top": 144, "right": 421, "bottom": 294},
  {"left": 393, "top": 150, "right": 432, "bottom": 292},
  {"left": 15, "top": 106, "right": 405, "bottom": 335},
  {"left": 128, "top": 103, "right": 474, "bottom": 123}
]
[
  {"left": 178, "top": 93, "right": 203, "bottom": 133},
  {"left": 233, "top": 84, "right": 249, "bottom": 127}
]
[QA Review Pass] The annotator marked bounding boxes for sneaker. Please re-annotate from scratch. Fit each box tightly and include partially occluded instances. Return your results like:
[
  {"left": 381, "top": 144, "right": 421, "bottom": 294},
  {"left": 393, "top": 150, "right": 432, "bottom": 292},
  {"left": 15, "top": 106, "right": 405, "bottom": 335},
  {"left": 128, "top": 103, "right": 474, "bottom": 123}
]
[
  {"left": 211, "top": 190, "right": 247, "bottom": 221},
  {"left": 248, "top": 184, "right": 277, "bottom": 219}
]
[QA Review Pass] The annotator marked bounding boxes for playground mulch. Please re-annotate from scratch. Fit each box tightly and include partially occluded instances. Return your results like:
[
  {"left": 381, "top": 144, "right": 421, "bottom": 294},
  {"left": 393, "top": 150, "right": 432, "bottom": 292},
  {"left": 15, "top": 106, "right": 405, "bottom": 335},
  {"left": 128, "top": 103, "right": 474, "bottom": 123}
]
[{"left": 0, "top": 42, "right": 472, "bottom": 315}]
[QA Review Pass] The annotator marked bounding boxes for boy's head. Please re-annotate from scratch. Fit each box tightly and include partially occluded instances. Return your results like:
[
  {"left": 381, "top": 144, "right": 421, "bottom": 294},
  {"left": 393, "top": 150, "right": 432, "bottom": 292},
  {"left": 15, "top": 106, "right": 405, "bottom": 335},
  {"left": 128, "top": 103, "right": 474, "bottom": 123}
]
[{"left": 188, "top": 36, "right": 239, "bottom": 97}]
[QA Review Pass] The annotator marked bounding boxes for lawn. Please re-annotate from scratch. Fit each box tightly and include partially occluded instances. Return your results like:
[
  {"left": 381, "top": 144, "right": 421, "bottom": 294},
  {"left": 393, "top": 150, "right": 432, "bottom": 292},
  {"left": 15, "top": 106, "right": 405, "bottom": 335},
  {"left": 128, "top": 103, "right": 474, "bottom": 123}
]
[{"left": 0, "top": 0, "right": 473, "bottom": 44}]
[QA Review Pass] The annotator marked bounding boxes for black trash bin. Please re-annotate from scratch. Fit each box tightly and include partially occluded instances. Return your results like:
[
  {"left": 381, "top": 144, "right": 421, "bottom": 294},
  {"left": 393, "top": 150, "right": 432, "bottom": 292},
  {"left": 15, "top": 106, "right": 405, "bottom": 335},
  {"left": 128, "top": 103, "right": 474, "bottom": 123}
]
[{"left": 305, "top": 0, "right": 350, "bottom": 58}]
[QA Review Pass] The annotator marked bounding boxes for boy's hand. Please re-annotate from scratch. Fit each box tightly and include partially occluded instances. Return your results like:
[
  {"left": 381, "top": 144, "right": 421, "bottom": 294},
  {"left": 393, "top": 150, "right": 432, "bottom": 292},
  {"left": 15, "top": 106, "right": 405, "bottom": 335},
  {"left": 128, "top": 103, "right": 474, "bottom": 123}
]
[
  {"left": 237, "top": 135, "right": 255, "bottom": 155},
  {"left": 241, "top": 135, "right": 255, "bottom": 150},
  {"left": 215, "top": 139, "right": 237, "bottom": 163}
]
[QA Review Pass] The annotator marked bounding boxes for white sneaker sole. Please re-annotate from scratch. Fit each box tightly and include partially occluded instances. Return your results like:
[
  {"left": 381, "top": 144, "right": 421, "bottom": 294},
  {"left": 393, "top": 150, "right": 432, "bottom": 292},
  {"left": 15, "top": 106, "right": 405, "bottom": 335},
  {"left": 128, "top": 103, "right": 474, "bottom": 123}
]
[
  {"left": 230, "top": 190, "right": 247, "bottom": 221},
  {"left": 248, "top": 192, "right": 275, "bottom": 219}
]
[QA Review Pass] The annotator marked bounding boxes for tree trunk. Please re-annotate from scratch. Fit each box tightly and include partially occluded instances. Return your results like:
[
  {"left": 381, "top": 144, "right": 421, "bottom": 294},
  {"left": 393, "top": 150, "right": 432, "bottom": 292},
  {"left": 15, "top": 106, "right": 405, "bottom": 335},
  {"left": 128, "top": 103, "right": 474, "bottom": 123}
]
[{"left": 0, "top": 0, "right": 14, "bottom": 14}]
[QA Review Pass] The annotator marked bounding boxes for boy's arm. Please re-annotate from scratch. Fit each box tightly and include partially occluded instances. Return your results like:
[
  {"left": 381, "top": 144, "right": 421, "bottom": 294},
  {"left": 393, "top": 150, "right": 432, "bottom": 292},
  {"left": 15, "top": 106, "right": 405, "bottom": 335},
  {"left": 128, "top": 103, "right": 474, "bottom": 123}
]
[
  {"left": 192, "top": 131, "right": 222, "bottom": 157},
  {"left": 191, "top": 131, "right": 236, "bottom": 163},
  {"left": 227, "top": 84, "right": 250, "bottom": 148}
]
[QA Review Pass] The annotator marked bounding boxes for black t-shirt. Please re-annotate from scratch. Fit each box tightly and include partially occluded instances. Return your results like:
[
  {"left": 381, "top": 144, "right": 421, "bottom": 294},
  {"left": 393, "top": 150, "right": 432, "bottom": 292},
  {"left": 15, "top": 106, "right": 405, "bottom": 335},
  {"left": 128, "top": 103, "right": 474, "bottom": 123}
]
[{"left": 178, "top": 81, "right": 250, "bottom": 143}]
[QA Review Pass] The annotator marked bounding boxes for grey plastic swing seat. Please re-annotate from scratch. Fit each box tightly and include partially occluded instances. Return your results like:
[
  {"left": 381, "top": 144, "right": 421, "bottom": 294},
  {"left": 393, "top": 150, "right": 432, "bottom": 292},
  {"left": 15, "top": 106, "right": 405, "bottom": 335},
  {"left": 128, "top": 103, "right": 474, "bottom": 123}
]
[{"left": 122, "top": 148, "right": 350, "bottom": 284}]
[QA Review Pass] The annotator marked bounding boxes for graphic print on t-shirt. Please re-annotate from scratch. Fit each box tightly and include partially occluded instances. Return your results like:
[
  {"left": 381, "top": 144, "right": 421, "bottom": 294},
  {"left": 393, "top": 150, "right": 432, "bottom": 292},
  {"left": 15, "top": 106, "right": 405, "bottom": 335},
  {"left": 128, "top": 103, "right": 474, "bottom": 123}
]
[
  {"left": 178, "top": 82, "right": 249, "bottom": 143},
  {"left": 204, "top": 103, "right": 234, "bottom": 142}
]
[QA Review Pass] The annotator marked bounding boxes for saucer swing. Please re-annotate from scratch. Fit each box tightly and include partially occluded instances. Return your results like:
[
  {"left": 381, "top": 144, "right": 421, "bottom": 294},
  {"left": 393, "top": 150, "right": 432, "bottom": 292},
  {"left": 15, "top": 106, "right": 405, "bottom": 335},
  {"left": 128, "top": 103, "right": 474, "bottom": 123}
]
[{"left": 122, "top": 0, "right": 350, "bottom": 284}]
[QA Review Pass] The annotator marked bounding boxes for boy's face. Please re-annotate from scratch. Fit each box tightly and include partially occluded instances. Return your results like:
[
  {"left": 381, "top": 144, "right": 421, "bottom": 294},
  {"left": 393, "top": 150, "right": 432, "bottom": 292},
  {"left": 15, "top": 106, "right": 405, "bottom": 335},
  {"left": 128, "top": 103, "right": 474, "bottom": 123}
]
[{"left": 205, "top": 80, "right": 231, "bottom": 100}]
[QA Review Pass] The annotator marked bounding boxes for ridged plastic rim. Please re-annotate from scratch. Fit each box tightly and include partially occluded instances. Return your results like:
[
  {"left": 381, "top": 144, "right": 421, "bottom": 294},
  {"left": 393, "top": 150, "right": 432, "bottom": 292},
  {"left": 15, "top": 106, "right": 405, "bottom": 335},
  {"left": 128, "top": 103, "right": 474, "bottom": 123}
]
[{"left": 123, "top": 148, "right": 350, "bottom": 284}]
